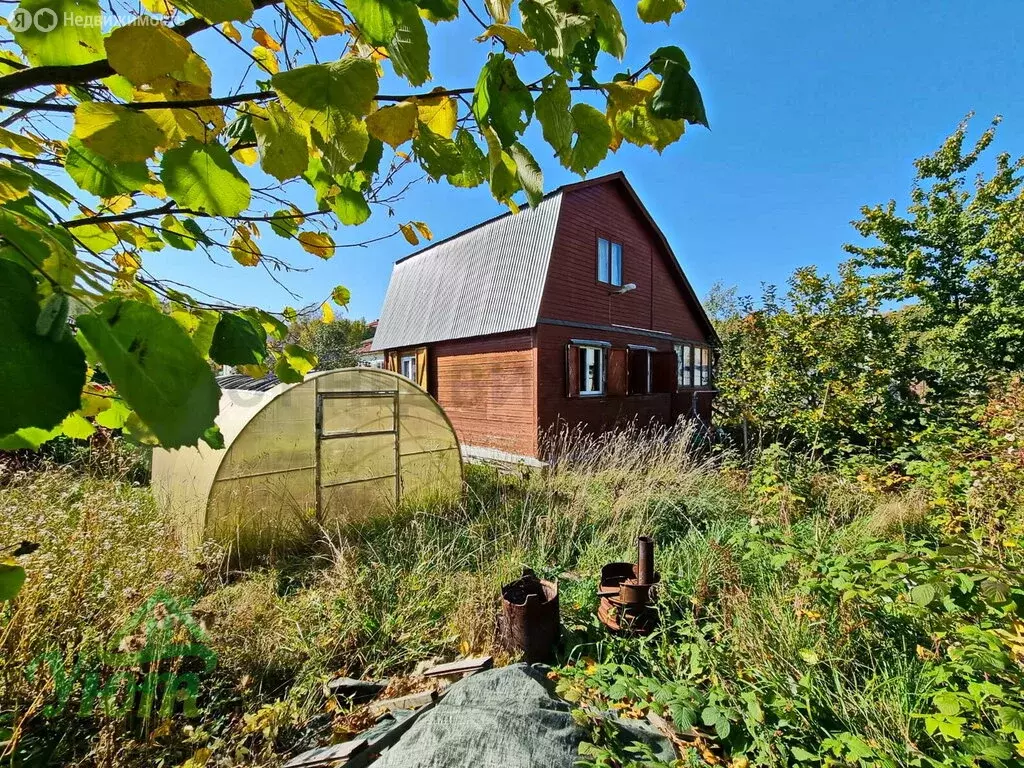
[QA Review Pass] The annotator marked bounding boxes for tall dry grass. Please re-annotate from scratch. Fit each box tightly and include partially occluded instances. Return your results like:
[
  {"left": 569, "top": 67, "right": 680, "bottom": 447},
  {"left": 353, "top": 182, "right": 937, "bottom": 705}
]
[{"left": 0, "top": 425, "right": 932, "bottom": 766}]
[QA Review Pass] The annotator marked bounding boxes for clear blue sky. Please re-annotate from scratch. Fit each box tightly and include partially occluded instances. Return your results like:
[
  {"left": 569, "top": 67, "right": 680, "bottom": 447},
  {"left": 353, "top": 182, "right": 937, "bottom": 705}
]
[{"left": 149, "top": 0, "right": 1024, "bottom": 320}]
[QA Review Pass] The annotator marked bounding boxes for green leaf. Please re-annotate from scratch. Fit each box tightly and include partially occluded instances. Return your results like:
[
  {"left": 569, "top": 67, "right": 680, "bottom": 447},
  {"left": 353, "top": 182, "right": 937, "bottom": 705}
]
[
  {"left": 210, "top": 312, "right": 267, "bottom": 366},
  {"left": 0, "top": 425, "right": 62, "bottom": 450},
  {"left": 272, "top": 58, "right": 378, "bottom": 166},
  {"left": 790, "top": 746, "right": 820, "bottom": 763},
  {"left": 910, "top": 582, "right": 937, "bottom": 606},
  {"left": 535, "top": 79, "right": 574, "bottom": 159},
  {"left": 94, "top": 398, "right": 131, "bottom": 429},
  {"left": 251, "top": 102, "right": 310, "bottom": 181},
  {"left": 520, "top": 0, "right": 593, "bottom": 62},
  {"left": 0, "top": 563, "right": 26, "bottom": 602},
  {"left": 933, "top": 691, "right": 962, "bottom": 716},
  {"left": 65, "top": 136, "right": 151, "bottom": 198},
  {"left": 448, "top": 129, "right": 488, "bottom": 188},
  {"left": 60, "top": 411, "right": 95, "bottom": 439},
  {"left": 347, "top": 0, "right": 430, "bottom": 85},
  {"left": 331, "top": 285, "right": 351, "bottom": 307},
  {"left": 275, "top": 343, "right": 317, "bottom": 383},
  {"left": 472, "top": 54, "right": 533, "bottom": 148},
  {"left": 413, "top": 124, "right": 464, "bottom": 180},
  {"left": 613, "top": 101, "right": 683, "bottom": 152},
  {"left": 161, "top": 138, "right": 252, "bottom": 217},
  {"left": 0, "top": 261, "right": 86, "bottom": 437},
  {"left": 77, "top": 297, "right": 220, "bottom": 448},
  {"left": 170, "top": 0, "right": 253, "bottom": 23},
  {"left": 417, "top": 0, "right": 458, "bottom": 21},
  {"left": 651, "top": 60, "right": 708, "bottom": 127},
  {"left": 509, "top": 142, "right": 543, "bottom": 207},
  {"left": 565, "top": 103, "right": 611, "bottom": 174},
  {"left": 636, "top": 0, "right": 684, "bottom": 24},
  {"left": 159, "top": 215, "right": 209, "bottom": 250},
  {"left": 74, "top": 103, "right": 166, "bottom": 162},
  {"left": 12, "top": 0, "right": 104, "bottom": 66},
  {"left": 201, "top": 424, "right": 224, "bottom": 449},
  {"left": 270, "top": 209, "right": 302, "bottom": 238}
]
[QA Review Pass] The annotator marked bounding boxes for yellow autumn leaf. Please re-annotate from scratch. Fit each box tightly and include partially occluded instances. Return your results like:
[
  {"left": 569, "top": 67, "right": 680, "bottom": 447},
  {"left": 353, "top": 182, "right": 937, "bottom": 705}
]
[
  {"left": 73, "top": 103, "right": 167, "bottom": 162},
  {"left": 475, "top": 24, "right": 536, "bottom": 54},
  {"left": 412, "top": 221, "right": 432, "bottom": 240},
  {"left": 399, "top": 222, "right": 419, "bottom": 246},
  {"left": 221, "top": 21, "right": 243, "bottom": 42},
  {"left": 229, "top": 227, "right": 261, "bottom": 266},
  {"left": 134, "top": 80, "right": 225, "bottom": 143},
  {"left": 297, "top": 231, "right": 335, "bottom": 259},
  {"left": 321, "top": 301, "right": 334, "bottom": 323},
  {"left": 0, "top": 164, "right": 32, "bottom": 203},
  {"left": 252, "top": 45, "right": 279, "bottom": 74},
  {"left": 284, "top": 0, "right": 347, "bottom": 39},
  {"left": 104, "top": 23, "right": 192, "bottom": 85},
  {"left": 252, "top": 26, "right": 282, "bottom": 52},
  {"left": 417, "top": 90, "right": 457, "bottom": 138},
  {"left": 102, "top": 194, "right": 134, "bottom": 214},
  {"left": 365, "top": 102, "right": 418, "bottom": 148},
  {"left": 234, "top": 146, "right": 259, "bottom": 165},
  {"left": 114, "top": 251, "right": 142, "bottom": 277},
  {"left": 141, "top": 0, "right": 173, "bottom": 12},
  {"left": 0, "top": 126, "right": 42, "bottom": 157}
]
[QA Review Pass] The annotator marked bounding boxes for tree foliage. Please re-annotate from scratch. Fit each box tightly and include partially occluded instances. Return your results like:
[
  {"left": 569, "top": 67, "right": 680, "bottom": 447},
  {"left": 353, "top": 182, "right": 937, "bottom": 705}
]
[
  {"left": 715, "top": 116, "right": 1023, "bottom": 460},
  {"left": 0, "top": 0, "right": 707, "bottom": 448}
]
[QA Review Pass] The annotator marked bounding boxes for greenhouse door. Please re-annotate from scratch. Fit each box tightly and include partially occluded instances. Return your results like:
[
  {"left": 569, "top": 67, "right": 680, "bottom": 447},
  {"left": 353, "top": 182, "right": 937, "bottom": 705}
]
[{"left": 314, "top": 390, "right": 400, "bottom": 524}]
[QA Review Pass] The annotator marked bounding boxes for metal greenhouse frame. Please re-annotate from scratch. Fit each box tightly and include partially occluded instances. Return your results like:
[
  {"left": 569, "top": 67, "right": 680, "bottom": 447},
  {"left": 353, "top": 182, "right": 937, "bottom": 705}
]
[{"left": 151, "top": 368, "right": 463, "bottom": 551}]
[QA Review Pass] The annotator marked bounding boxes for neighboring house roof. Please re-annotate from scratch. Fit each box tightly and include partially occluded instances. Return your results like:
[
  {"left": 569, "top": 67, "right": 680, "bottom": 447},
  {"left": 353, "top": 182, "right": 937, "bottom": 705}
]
[
  {"left": 355, "top": 338, "right": 379, "bottom": 356},
  {"left": 372, "top": 172, "right": 717, "bottom": 351}
]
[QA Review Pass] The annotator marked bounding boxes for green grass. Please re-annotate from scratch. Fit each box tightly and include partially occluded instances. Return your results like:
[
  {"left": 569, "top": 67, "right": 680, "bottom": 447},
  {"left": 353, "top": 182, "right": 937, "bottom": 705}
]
[{"left": 2, "top": 424, "right": 1023, "bottom": 767}]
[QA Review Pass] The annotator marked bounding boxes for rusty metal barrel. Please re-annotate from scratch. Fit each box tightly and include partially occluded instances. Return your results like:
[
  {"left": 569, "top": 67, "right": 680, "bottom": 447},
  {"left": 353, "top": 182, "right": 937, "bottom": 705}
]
[{"left": 499, "top": 569, "right": 560, "bottom": 663}]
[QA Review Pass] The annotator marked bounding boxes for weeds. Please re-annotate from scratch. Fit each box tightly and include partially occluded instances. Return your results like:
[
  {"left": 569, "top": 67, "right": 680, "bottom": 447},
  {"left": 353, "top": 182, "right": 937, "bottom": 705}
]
[{"left": 2, "top": 418, "right": 1023, "bottom": 767}]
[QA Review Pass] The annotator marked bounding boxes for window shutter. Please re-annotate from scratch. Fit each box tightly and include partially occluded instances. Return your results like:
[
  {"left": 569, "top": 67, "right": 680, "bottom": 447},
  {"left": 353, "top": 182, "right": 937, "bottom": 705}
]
[
  {"left": 607, "top": 349, "right": 627, "bottom": 396},
  {"left": 566, "top": 344, "right": 579, "bottom": 398},
  {"left": 415, "top": 346, "right": 428, "bottom": 390},
  {"left": 384, "top": 351, "right": 399, "bottom": 372},
  {"left": 652, "top": 351, "right": 675, "bottom": 393}
]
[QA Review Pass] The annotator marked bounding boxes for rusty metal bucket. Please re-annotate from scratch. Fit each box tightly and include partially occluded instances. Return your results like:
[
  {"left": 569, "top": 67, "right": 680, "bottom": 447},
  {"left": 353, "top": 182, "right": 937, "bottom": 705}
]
[{"left": 498, "top": 569, "right": 560, "bottom": 663}]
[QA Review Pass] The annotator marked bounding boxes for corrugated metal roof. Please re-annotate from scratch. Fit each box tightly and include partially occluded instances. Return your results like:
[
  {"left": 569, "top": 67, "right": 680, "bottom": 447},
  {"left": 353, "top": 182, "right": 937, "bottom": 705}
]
[
  {"left": 217, "top": 372, "right": 282, "bottom": 391},
  {"left": 372, "top": 193, "right": 563, "bottom": 350}
]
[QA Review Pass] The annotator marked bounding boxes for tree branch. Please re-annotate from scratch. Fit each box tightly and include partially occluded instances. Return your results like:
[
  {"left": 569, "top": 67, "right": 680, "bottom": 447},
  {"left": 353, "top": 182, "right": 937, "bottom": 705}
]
[{"left": 0, "top": 0, "right": 285, "bottom": 98}]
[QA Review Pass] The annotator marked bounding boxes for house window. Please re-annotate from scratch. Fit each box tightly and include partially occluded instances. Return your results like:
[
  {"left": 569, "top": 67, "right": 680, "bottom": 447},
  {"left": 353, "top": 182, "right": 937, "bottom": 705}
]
[
  {"left": 578, "top": 345, "right": 605, "bottom": 395},
  {"left": 627, "top": 347, "right": 654, "bottom": 395},
  {"left": 677, "top": 343, "right": 693, "bottom": 387},
  {"left": 696, "top": 347, "right": 711, "bottom": 386},
  {"left": 597, "top": 237, "right": 624, "bottom": 287},
  {"left": 400, "top": 354, "right": 417, "bottom": 381}
]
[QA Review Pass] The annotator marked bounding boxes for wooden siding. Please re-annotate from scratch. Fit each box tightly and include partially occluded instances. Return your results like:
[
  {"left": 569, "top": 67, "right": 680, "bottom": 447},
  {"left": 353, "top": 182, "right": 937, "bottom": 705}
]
[
  {"left": 432, "top": 331, "right": 538, "bottom": 457},
  {"left": 536, "top": 324, "right": 701, "bottom": 440},
  {"left": 539, "top": 182, "right": 709, "bottom": 342}
]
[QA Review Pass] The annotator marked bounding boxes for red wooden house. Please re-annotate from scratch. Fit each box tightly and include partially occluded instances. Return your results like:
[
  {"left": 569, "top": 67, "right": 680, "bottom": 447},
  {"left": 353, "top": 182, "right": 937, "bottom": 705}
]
[{"left": 372, "top": 172, "right": 718, "bottom": 461}]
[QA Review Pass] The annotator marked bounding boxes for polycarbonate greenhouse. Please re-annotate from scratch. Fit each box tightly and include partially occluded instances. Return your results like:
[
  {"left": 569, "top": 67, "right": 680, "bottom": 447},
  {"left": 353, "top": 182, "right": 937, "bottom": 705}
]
[{"left": 151, "top": 368, "right": 463, "bottom": 550}]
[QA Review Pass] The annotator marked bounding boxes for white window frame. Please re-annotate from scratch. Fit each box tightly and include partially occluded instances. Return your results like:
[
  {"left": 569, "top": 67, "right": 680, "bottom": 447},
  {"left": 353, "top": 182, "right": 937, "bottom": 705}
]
[
  {"left": 680, "top": 343, "right": 693, "bottom": 387},
  {"left": 400, "top": 354, "right": 417, "bottom": 381},
  {"left": 578, "top": 345, "right": 605, "bottom": 396},
  {"left": 597, "top": 237, "right": 624, "bottom": 287}
]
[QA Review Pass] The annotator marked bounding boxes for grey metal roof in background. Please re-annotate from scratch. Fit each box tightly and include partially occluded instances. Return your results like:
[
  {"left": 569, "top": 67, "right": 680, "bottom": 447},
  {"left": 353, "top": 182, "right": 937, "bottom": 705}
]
[{"left": 372, "top": 193, "right": 563, "bottom": 350}]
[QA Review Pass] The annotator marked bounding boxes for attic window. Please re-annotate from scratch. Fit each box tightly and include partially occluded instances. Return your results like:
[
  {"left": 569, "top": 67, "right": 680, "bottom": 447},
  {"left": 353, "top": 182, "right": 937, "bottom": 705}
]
[{"left": 597, "top": 237, "right": 623, "bottom": 287}]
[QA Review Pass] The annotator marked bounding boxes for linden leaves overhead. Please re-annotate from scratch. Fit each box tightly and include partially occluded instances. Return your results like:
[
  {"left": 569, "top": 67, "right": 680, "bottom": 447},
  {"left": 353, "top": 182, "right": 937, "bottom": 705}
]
[{"left": 0, "top": 0, "right": 706, "bottom": 449}]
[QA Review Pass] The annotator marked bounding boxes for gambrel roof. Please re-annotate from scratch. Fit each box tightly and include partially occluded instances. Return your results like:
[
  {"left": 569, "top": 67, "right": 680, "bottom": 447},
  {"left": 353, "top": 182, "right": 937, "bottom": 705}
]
[{"left": 372, "top": 172, "right": 716, "bottom": 351}]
